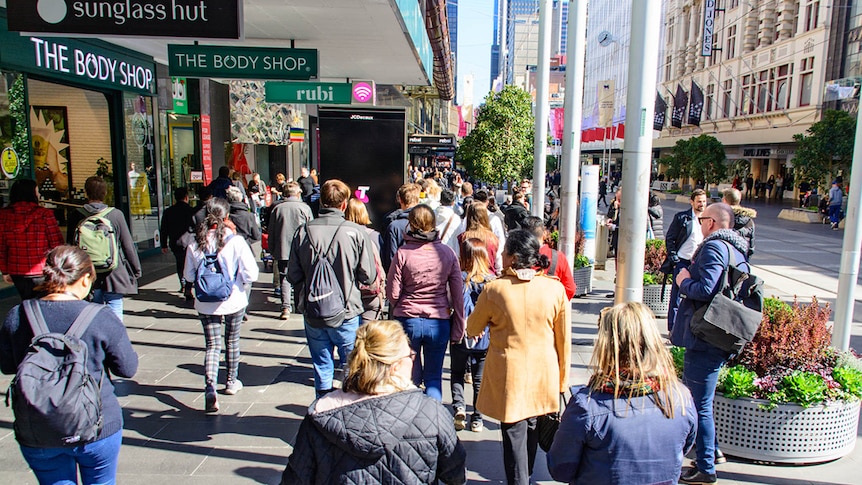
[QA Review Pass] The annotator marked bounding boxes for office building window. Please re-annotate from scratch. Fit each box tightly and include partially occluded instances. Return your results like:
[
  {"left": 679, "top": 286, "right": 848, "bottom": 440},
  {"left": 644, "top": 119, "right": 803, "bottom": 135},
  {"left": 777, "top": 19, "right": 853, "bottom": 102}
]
[
  {"left": 726, "top": 25, "right": 737, "bottom": 60},
  {"left": 741, "top": 75, "right": 756, "bottom": 114},
  {"left": 799, "top": 57, "right": 814, "bottom": 106},
  {"left": 722, "top": 79, "right": 733, "bottom": 117},
  {"left": 706, "top": 83, "right": 715, "bottom": 120},
  {"left": 804, "top": 1, "right": 820, "bottom": 32}
]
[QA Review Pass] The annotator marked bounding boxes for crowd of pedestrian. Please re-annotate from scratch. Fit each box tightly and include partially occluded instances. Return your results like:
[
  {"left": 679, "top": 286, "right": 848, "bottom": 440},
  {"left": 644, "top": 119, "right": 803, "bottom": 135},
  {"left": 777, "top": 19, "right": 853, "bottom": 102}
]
[{"left": 0, "top": 164, "right": 786, "bottom": 485}]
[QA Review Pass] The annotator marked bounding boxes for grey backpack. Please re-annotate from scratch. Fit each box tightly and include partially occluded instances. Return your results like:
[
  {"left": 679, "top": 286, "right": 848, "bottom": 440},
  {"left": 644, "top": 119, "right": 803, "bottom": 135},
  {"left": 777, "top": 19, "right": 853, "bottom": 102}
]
[
  {"left": 6, "top": 301, "right": 104, "bottom": 447},
  {"left": 304, "top": 222, "right": 349, "bottom": 329}
]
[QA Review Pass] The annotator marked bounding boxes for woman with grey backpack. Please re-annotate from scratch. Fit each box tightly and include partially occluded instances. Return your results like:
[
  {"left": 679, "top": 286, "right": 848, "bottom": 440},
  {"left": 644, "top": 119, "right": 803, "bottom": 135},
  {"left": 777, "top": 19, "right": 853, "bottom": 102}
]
[
  {"left": 0, "top": 245, "right": 138, "bottom": 485},
  {"left": 184, "top": 198, "right": 259, "bottom": 413}
]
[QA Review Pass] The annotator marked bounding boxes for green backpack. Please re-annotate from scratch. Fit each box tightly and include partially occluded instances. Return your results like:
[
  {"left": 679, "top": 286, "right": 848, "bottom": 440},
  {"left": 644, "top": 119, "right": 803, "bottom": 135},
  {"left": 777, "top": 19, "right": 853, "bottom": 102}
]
[{"left": 75, "top": 207, "right": 120, "bottom": 274}]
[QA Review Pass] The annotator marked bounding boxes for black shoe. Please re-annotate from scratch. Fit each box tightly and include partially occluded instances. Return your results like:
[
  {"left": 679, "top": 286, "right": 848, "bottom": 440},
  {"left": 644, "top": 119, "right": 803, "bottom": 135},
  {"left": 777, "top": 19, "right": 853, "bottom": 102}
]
[
  {"left": 690, "top": 449, "right": 726, "bottom": 467},
  {"left": 679, "top": 467, "right": 717, "bottom": 484}
]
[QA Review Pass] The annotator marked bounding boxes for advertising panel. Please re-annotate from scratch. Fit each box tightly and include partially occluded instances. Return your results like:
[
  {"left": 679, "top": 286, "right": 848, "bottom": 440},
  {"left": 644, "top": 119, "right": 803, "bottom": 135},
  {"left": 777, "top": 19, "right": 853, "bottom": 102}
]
[{"left": 579, "top": 164, "right": 600, "bottom": 262}]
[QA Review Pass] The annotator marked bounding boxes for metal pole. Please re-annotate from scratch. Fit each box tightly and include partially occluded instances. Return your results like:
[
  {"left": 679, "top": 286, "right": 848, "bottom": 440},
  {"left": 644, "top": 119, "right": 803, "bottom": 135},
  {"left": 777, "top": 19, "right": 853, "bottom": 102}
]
[
  {"left": 532, "top": 0, "right": 553, "bottom": 217},
  {"left": 832, "top": 115, "right": 862, "bottom": 350},
  {"left": 616, "top": 0, "right": 662, "bottom": 304},
  {"left": 560, "top": 0, "right": 588, "bottom": 264}
]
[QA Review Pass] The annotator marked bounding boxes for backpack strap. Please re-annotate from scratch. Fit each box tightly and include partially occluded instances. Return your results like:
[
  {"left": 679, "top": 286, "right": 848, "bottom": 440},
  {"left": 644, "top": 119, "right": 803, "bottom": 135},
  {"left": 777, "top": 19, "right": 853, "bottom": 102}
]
[
  {"left": 22, "top": 300, "right": 50, "bottom": 337},
  {"left": 93, "top": 207, "right": 114, "bottom": 219},
  {"left": 66, "top": 304, "right": 103, "bottom": 339},
  {"left": 548, "top": 250, "right": 559, "bottom": 275}
]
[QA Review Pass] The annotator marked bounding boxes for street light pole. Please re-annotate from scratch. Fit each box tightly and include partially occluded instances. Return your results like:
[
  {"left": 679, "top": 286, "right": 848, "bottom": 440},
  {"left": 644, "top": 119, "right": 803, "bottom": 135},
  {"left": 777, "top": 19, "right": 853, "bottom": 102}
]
[
  {"left": 616, "top": 0, "right": 662, "bottom": 304},
  {"left": 532, "top": 0, "right": 552, "bottom": 216},
  {"left": 559, "top": 0, "right": 588, "bottom": 264}
]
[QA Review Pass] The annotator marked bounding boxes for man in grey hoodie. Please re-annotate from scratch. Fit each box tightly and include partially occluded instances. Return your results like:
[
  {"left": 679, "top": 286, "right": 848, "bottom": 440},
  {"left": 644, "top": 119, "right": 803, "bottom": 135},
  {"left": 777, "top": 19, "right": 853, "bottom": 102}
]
[{"left": 66, "top": 176, "right": 141, "bottom": 321}]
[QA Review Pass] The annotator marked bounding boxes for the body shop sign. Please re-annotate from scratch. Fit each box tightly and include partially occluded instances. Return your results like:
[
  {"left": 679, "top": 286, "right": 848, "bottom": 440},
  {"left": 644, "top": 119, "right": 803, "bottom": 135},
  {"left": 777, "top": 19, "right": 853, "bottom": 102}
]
[
  {"left": 5, "top": 0, "right": 242, "bottom": 39},
  {"left": 0, "top": 21, "right": 156, "bottom": 95}
]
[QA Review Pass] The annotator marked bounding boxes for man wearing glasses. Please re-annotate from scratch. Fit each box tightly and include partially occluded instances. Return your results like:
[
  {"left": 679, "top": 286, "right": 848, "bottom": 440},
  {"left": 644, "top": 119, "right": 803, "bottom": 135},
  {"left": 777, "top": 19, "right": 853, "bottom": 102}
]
[
  {"left": 671, "top": 203, "right": 750, "bottom": 484},
  {"left": 664, "top": 189, "right": 708, "bottom": 331}
]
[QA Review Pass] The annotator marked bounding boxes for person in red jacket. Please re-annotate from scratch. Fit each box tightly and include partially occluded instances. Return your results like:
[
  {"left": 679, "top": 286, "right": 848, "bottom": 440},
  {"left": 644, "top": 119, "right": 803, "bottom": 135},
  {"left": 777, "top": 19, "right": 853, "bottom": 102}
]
[
  {"left": 523, "top": 216, "right": 576, "bottom": 300},
  {"left": 0, "top": 179, "right": 64, "bottom": 300}
]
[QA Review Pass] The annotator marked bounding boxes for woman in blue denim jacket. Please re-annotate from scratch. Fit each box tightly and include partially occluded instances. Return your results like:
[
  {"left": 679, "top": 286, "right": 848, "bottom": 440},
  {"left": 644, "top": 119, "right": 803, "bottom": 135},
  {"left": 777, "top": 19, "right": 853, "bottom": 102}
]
[{"left": 547, "top": 302, "right": 697, "bottom": 485}]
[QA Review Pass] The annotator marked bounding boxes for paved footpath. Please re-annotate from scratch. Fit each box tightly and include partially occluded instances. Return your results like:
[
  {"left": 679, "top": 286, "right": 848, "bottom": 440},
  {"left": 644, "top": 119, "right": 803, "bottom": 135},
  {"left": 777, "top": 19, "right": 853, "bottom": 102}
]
[{"left": 0, "top": 236, "right": 859, "bottom": 484}]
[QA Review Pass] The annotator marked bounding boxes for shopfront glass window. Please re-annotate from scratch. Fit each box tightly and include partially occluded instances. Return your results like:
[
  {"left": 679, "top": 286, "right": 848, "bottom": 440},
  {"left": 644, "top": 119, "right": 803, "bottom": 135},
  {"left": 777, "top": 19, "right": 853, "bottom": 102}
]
[{"left": 123, "top": 93, "right": 158, "bottom": 250}]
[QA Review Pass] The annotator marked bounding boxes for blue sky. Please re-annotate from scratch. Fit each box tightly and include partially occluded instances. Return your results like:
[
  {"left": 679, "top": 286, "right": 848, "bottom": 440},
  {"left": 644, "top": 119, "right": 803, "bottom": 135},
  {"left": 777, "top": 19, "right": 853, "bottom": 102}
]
[{"left": 455, "top": 0, "right": 494, "bottom": 106}]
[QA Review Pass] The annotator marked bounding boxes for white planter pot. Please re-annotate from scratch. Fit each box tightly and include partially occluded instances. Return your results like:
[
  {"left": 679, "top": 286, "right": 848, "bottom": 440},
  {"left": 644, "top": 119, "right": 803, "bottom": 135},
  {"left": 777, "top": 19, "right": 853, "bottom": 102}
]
[
  {"left": 572, "top": 266, "right": 593, "bottom": 297},
  {"left": 714, "top": 394, "right": 861, "bottom": 464},
  {"left": 642, "top": 284, "right": 670, "bottom": 318}
]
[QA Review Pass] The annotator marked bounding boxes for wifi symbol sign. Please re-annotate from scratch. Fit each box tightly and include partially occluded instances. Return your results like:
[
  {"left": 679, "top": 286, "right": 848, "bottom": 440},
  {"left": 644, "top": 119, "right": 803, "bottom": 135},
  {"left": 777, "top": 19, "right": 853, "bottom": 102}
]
[{"left": 352, "top": 82, "right": 374, "bottom": 104}]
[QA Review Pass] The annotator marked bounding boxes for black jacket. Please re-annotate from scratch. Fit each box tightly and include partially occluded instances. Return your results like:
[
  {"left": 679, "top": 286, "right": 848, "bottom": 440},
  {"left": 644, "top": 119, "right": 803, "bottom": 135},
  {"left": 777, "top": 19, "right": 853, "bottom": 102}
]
[
  {"left": 67, "top": 203, "right": 142, "bottom": 295},
  {"left": 504, "top": 202, "right": 530, "bottom": 231},
  {"left": 228, "top": 202, "right": 262, "bottom": 244},
  {"left": 732, "top": 206, "right": 757, "bottom": 258},
  {"left": 160, "top": 201, "right": 196, "bottom": 252},
  {"left": 281, "top": 388, "right": 466, "bottom": 485},
  {"left": 382, "top": 208, "right": 412, "bottom": 272},
  {"left": 665, "top": 208, "right": 695, "bottom": 263}
]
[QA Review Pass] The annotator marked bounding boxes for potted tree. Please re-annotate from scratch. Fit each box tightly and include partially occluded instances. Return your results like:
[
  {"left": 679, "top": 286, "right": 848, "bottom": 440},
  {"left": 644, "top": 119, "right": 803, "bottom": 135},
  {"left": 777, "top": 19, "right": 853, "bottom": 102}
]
[
  {"left": 571, "top": 230, "right": 592, "bottom": 297},
  {"left": 642, "top": 239, "right": 671, "bottom": 317},
  {"left": 677, "top": 298, "right": 862, "bottom": 464}
]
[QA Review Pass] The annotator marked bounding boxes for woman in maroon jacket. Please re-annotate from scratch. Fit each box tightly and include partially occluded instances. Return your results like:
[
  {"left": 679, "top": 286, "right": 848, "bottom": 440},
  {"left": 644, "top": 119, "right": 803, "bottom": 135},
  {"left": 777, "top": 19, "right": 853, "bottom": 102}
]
[
  {"left": 0, "top": 179, "right": 64, "bottom": 300},
  {"left": 387, "top": 204, "right": 465, "bottom": 401}
]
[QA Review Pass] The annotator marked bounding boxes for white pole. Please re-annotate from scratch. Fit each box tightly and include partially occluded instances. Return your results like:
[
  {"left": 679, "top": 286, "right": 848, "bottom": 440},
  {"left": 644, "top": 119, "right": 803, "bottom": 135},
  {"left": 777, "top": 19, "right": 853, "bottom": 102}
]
[
  {"left": 616, "top": 0, "right": 662, "bottom": 304},
  {"left": 832, "top": 116, "right": 862, "bottom": 350},
  {"left": 532, "top": 0, "right": 553, "bottom": 217},
  {"left": 560, "top": 0, "right": 588, "bottom": 263}
]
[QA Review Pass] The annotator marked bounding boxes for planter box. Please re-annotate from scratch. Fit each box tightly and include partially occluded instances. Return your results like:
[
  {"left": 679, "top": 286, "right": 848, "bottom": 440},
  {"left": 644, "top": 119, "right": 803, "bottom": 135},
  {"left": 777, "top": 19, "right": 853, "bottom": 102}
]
[
  {"left": 642, "top": 284, "right": 670, "bottom": 318},
  {"left": 714, "top": 394, "right": 860, "bottom": 464},
  {"left": 572, "top": 266, "right": 593, "bottom": 297}
]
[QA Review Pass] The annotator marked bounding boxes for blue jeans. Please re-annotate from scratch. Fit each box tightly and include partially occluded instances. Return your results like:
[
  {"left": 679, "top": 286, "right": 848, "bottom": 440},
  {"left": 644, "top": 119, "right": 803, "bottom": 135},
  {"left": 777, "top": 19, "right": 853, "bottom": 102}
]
[
  {"left": 20, "top": 430, "right": 123, "bottom": 485},
  {"left": 398, "top": 317, "right": 450, "bottom": 401},
  {"left": 829, "top": 205, "right": 842, "bottom": 225},
  {"left": 92, "top": 290, "right": 123, "bottom": 321},
  {"left": 683, "top": 345, "right": 729, "bottom": 475},
  {"left": 304, "top": 316, "right": 360, "bottom": 396}
]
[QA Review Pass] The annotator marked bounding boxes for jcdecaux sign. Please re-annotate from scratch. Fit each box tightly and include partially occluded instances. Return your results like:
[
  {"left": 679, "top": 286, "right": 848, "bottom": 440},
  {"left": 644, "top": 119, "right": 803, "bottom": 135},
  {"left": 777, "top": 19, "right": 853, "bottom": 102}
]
[{"left": 168, "top": 45, "right": 318, "bottom": 80}]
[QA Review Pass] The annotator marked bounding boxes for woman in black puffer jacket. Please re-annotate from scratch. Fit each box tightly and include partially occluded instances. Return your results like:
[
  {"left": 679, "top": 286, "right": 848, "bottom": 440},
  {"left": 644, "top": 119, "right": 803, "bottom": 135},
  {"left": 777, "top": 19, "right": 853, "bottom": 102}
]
[{"left": 281, "top": 320, "right": 466, "bottom": 485}]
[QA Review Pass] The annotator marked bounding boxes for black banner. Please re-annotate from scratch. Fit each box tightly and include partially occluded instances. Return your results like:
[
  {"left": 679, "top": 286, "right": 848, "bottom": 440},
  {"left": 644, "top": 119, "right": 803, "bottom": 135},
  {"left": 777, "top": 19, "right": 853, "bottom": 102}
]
[
  {"left": 688, "top": 81, "right": 705, "bottom": 126},
  {"left": 6, "top": 0, "right": 242, "bottom": 39},
  {"left": 654, "top": 92, "right": 667, "bottom": 131},
  {"left": 671, "top": 84, "right": 688, "bottom": 128}
]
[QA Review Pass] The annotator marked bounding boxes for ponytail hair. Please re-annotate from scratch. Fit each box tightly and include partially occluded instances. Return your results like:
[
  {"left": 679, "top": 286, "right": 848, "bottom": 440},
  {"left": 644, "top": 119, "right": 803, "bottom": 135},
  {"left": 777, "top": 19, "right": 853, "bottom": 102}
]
[
  {"left": 37, "top": 245, "right": 96, "bottom": 294},
  {"left": 195, "top": 197, "right": 230, "bottom": 250},
  {"left": 504, "top": 229, "right": 548, "bottom": 270},
  {"left": 343, "top": 320, "right": 411, "bottom": 395}
]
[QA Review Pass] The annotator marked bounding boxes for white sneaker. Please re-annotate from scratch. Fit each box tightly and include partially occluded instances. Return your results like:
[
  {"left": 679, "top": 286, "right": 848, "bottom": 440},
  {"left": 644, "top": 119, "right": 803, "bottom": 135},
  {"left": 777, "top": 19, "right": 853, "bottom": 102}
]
[
  {"left": 225, "top": 379, "right": 243, "bottom": 395},
  {"left": 454, "top": 408, "right": 467, "bottom": 431}
]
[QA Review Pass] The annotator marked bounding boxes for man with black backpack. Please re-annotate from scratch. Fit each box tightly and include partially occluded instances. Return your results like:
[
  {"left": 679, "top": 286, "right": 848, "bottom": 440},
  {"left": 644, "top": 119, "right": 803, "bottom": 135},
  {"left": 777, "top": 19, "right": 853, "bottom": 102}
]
[
  {"left": 672, "top": 203, "right": 757, "bottom": 485},
  {"left": 66, "top": 176, "right": 141, "bottom": 321},
  {"left": 288, "top": 179, "right": 377, "bottom": 398}
]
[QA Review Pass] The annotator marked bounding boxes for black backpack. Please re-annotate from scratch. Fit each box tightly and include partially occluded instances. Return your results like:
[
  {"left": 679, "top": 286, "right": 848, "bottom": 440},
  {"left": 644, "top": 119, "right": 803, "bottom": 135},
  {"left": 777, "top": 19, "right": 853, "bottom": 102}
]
[
  {"left": 6, "top": 301, "right": 104, "bottom": 447},
  {"left": 304, "top": 222, "right": 349, "bottom": 328}
]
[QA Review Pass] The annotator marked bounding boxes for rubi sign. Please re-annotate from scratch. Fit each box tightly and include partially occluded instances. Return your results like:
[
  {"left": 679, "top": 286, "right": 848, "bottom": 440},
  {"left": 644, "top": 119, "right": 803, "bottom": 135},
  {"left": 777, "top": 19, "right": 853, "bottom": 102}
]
[{"left": 6, "top": 0, "right": 243, "bottom": 39}]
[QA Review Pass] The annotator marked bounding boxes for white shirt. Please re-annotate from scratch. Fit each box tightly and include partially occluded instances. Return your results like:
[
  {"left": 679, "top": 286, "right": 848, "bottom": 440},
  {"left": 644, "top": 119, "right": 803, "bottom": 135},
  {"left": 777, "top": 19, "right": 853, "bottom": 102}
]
[
  {"left": 184, "top": 229, "right": 259, "bottom": 315},
  {"left": 435, "top": 206, "right": 461, "bottom": 254},
  {"left": 677, "top": 212, "right": 703, "bottom": 261}
]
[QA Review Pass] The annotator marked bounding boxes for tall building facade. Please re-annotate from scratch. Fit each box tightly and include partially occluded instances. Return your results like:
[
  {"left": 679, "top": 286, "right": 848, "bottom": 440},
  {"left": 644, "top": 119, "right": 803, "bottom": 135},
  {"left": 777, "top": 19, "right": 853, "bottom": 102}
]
[
  {"left": 656, "top": 0, "right": 844, "bottom": 194},
  {"left": 448, "top": 0, "right": 459, "bottom": 103},
  {"left": 491, "top": 0, "right": 502, "bottom": 89},
  {"left": 503, "top": 0, "right": 569, "bottom": 86}
]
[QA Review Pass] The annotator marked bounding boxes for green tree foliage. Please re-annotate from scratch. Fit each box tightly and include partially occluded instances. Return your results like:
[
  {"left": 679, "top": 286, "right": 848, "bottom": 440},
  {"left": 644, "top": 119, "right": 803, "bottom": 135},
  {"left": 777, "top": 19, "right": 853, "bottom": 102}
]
[
  {"left": 792, "top": 110, "right": 856, "bottom": 189},
  {"left": 663, "top": 134, "right": 727, "bottom": 189},
  {"left": 457, "top": 86, "right": 534, "bottom": 185}
]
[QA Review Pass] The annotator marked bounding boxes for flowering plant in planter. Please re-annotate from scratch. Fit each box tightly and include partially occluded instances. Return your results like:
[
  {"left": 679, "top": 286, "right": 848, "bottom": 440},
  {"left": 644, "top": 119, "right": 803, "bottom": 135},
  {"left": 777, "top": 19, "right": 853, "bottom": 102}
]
[
  {"left": 717, "top": 297, "right": 862, "bottom": 408},
  {"left": 643, "top": 239, "right": 668, "bottom": 286}
]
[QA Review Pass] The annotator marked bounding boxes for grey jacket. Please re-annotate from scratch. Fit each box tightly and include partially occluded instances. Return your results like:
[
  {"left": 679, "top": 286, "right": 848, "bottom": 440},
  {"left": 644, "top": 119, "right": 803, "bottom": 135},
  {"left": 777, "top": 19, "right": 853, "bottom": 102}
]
[
  {"left": 287, "top": 208, "right": 377, "bottom": 321},
  {"left": 268, "top": 197, "right": 313, "bottom": 260}
]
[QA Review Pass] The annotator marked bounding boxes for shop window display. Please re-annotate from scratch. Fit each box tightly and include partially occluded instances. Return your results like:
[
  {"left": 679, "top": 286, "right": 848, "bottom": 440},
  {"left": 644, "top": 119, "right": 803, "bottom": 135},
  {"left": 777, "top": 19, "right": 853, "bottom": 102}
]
[{"left": 124, "top": 93, "right": 158, "bottom": 250}]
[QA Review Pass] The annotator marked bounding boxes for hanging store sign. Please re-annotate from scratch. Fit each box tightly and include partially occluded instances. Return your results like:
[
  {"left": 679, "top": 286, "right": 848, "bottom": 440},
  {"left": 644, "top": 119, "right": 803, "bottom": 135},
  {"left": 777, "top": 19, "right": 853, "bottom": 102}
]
[
  {"left": 0, "top": 26, "right": 156, "bottom": 95},
  {"left": 702, "top": 0, "right": 717, "bottom": 57},
  {"left": 5, "top": 0, "right": 242, "bottom": 39},
  {"left": 265, "top": 82, "right": 353, "bottom": 104},
  {"left": 1, "top": 147, "right": 21, "bottom": 179},
  {"left": 168, "top": 45, "right": 318, "bottom": 80},
  {"left": 171, "top": 77, "right": 188, "bottom": 114}
]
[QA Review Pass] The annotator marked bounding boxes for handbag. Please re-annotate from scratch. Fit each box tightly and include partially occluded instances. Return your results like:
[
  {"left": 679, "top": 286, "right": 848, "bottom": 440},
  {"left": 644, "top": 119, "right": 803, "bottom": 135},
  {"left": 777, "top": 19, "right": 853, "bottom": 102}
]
[
  {"left": 537, "top": 393, "right": 567, "bottom": 453},
  {"left": 690, "top": 241, "right": 764, "bottom": 354}
]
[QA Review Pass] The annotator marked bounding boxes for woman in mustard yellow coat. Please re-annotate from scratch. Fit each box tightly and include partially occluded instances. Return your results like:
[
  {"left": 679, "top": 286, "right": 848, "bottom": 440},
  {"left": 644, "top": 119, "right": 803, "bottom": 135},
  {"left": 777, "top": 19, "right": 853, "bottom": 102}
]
[{"left": 466, "top": 229, "right": 571, "bottom": 485}]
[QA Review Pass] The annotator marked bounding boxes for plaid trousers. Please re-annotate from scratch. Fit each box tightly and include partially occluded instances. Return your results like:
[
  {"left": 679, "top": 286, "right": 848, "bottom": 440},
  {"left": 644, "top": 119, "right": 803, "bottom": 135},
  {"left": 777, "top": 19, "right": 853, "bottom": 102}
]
[{"left": 199, "top": 309, "right": 245, "bottom": 390}]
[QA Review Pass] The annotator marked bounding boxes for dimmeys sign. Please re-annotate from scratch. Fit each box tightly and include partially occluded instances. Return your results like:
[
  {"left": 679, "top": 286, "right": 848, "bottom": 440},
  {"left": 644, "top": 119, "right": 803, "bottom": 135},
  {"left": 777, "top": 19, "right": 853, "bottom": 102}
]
[{"left": 6, "top": 0, "right": 243, "bottom": 39}]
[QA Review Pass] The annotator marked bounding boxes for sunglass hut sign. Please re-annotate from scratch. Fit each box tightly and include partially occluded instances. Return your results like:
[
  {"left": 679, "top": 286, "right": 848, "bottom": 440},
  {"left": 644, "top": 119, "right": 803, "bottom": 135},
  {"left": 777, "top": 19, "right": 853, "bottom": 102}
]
[{"left": 6, "top": 0, "right": 242, "bottom": 39}]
